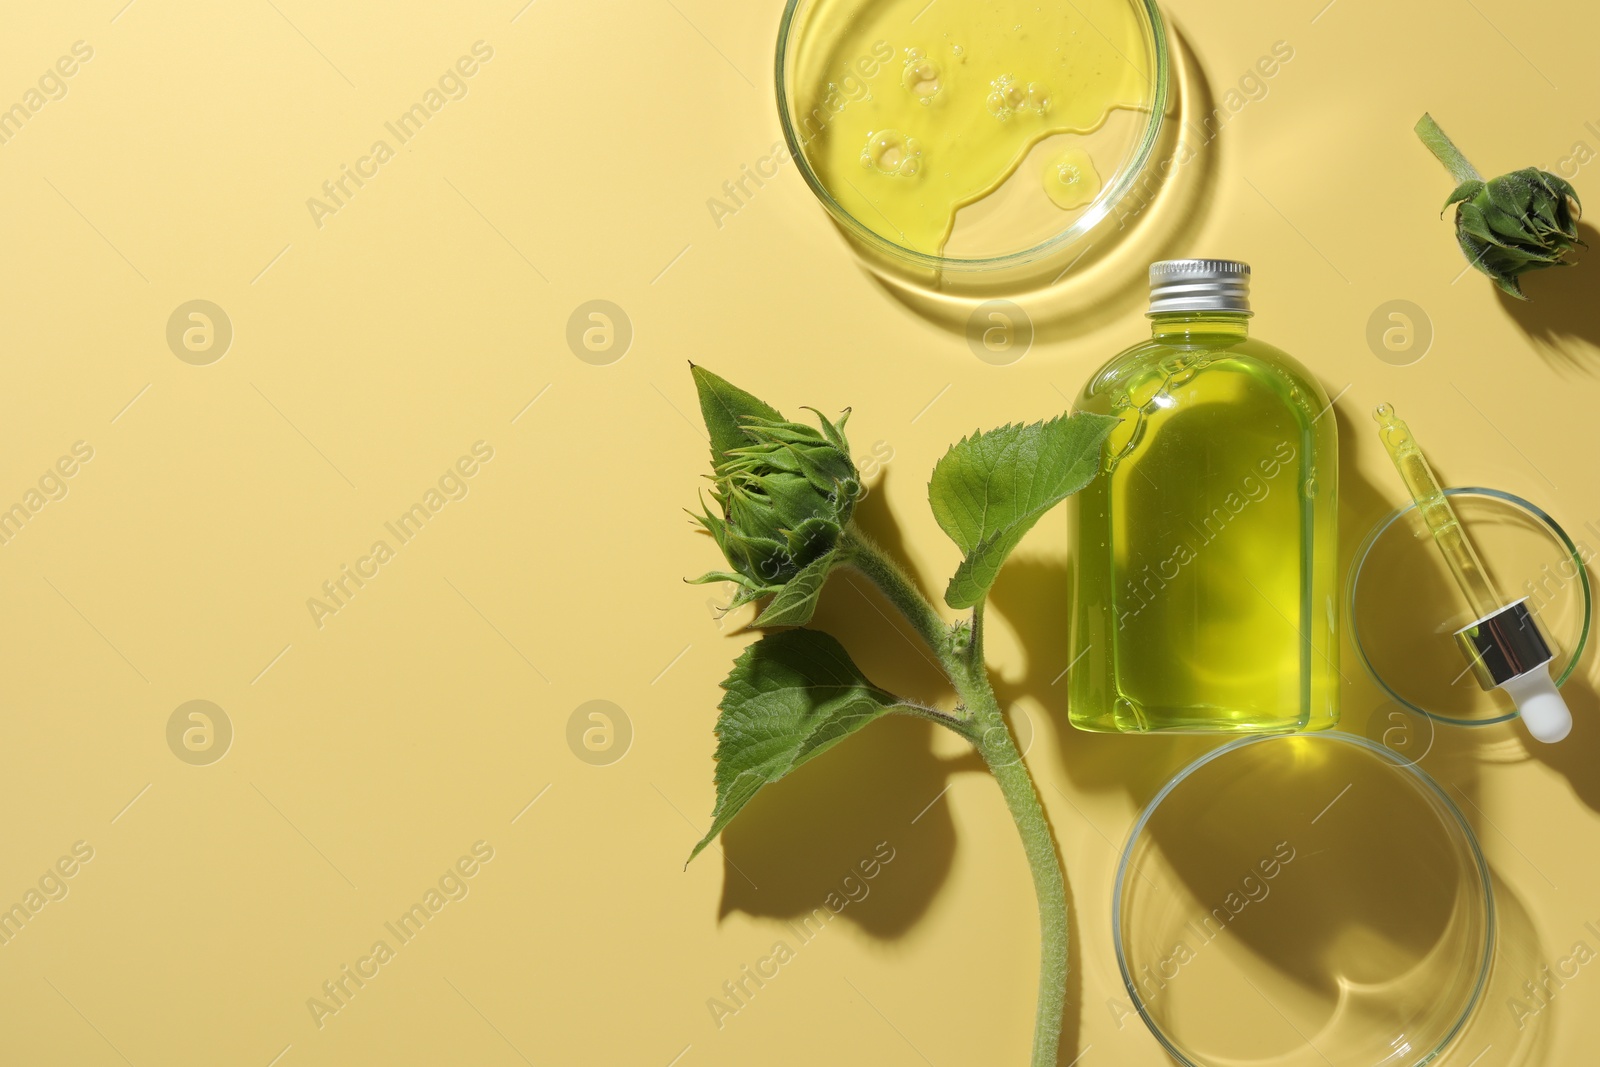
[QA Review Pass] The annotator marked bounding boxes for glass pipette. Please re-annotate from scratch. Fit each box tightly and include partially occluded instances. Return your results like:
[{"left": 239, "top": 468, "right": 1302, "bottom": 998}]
[{"left": 1373, "top": 404, "right": 1571, "bottom": 742}]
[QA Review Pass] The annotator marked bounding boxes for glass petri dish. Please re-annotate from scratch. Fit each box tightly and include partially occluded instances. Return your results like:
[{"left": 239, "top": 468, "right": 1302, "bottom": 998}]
[
  {"left": 775, "top": 0, "right": 1168, "bottom": 276},
  {"left": 1115, "top": 733, "right": 1493, "bottom": 1067},
  {"left": 1348, "top": 488, "right": 1592, "bottom": 727}
]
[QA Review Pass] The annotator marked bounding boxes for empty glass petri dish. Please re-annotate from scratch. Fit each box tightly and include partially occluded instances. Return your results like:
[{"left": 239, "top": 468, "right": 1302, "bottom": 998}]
[
  {"left": 775, "top": 0, "right": 1168, "bottom": 277},
  {"left": 1115, "top": 733, "right": 1493, "bottom": 1067},
  {"left": 1348, "top": 488, "right": 1592, "bottom": 727}
]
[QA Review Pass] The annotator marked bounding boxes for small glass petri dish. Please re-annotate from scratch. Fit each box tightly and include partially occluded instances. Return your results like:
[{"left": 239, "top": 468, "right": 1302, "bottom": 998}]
[
  {"left": 775, "top": 0, "right": 1168, "bottom": 278},
  {"left": 1348, "top": 488, "right": 1592, "bottom": 727},
  {"left": 1115, "top": 733, "right": 1494, "bottom": 1067}
]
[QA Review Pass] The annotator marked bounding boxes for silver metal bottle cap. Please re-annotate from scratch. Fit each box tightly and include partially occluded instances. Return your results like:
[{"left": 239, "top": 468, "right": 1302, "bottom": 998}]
[
  {"left": 1148, "top": 259, "right": 1252, "bottom": 316},
  {"left": 1454, "top": 599, "right": 1555, "bottom": 691}
]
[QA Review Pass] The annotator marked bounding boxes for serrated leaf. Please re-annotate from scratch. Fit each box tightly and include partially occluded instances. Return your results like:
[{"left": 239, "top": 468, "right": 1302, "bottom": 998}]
[
  {"left": 689, "top": 630, "right": 902, "bottom": 862},
  {"left": 691, "top": 365, "right": 782, "bottom": 467},
  {"left": 929, "top": 412, "right": 1118, "bottom": 609},
  {"left": 754, "top": 553, "right": 835, "bottom": 626}
]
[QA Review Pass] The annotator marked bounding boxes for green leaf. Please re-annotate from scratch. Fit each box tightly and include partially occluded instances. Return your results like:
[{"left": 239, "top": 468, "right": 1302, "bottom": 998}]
[
  {"left": 691, "top": 365, "right": 783, "bottom": 467},
  {"left": 1480, "top": 199, "right": 1537, "bottom": 243},
  {"left": 754, "top": 552, "right": 835, "bottom": 626},
  {"left": 929, "top": 412, "right": 1118, "bottom": 609},
  {"left": 802, "top": 406, "right": 851, "bottom": 451},
  {"left": 1442, "top": 179, "right": 1485, "bottom": 214},
  {"left": 686, "top": 570, "right": 753, "bottom": 588},
  {"left": 689, "top": 629, "right": 902, "bottom": 862},
  {"left": 1491, "top": 271, "right": 1527, "bottom": 299},
  {"left": 1486, "top": 172, "right": 1534, "bottom": 218},
  {"left": 1456, "top": 201, "right": 1504, "bottom": 246}
]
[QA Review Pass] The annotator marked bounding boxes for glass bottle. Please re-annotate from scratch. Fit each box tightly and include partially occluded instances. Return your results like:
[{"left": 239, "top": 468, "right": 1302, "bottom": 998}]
[{"left": 1067, "top": 259, "right": 1339, "bottom": 733}]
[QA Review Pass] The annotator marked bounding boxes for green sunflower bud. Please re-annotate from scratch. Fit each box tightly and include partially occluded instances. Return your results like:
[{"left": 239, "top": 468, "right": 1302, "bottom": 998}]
[
  {"left": 1416, "top": 113, "right": 1584, "bottom": 300},
  {"left": 686, "top": 365, "right": 859, "bottom": 626}
]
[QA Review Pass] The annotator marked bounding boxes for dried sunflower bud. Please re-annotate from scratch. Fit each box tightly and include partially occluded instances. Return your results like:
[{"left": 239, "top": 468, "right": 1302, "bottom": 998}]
[
  {"left": 687, "top": 366, "right": 859, "bottom": 625},
  {"left": 1416, "top": 113, "right": 1583, "bottom": 299}
]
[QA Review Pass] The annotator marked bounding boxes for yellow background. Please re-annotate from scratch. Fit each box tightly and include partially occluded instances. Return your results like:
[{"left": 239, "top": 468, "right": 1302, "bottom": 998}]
[{"left": 1, "top": 0, "right": 1597, "bottom": 1064}]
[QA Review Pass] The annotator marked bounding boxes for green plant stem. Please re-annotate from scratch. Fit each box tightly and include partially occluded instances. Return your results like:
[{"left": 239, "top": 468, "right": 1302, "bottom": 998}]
[
  {"left": 1415, "top": 113, "right": 1482, "bottom": 184},
  {"left": 839, "top": 528, "right": 953, "bottom": 660},
  {"left": 844, "top": 528, "right": 1069, "bottom": 1067},
  {"left": 961, "top": 605, "right": 1069, "bottom": 1067},
  {"left": 894, "top": 699, "right": 979, "bottom": 738}
]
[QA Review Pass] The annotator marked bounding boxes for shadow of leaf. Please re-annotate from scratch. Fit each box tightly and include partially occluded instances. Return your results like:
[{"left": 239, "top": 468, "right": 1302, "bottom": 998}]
[
  {"left": 717, "top": 469, "right": 966, "bottom": 939},
  {"left": 717, "top": 715, "right": 960, "bottom": 939}
]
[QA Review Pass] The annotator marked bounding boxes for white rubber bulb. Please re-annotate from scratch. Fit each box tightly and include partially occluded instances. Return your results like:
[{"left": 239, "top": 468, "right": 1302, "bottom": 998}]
[{"left": 1501, "top": 662, "right": 1572, "bottom": 744}]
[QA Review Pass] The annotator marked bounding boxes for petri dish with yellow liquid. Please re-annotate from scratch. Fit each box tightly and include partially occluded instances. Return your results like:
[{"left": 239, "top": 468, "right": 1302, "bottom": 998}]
[
  {"left": 776, "top": 0, "right": 1168, "bottom": 272},
  {"left": 1115, "top": 732, "right": 1494, "bottom": 1067}
]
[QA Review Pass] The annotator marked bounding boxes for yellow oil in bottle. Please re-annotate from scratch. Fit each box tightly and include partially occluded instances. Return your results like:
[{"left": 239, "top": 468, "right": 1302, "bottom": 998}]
[{"left": 1068, "top": 266, "right": 1339, "bottom": 733}]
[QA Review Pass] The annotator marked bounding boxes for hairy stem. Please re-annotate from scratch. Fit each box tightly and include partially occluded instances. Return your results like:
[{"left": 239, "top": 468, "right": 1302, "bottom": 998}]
[
  {"left": 845, "top": 532, "right": 1069, "bottom": 1067},
  {"left": 839, "top": 527, "right": 952, "bottom": 658},
  {"left": 893, "top": 700, "right": 980, "bottom": 739},
  {"left": 1415, "top": 113, "right": 1482, "bottom": 184}
]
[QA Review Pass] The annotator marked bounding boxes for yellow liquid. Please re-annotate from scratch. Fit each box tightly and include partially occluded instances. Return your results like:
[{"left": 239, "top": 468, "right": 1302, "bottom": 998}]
[
  {"left": 1068, "top": 317, "right": 1340, "bottom": 733},
  {"left": 1043, "top": 147, "right": 1101, "bottom": 210},
  {"left": 793, "top": 0, "right": 1149, "bottom": 255}
]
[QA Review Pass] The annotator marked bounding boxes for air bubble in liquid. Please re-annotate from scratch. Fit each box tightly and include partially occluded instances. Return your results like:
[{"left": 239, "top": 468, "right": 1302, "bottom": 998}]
[
  {"left": 1042, "top": 147, "right": 1101, "bottom": 210},
  {"left": 861, "top": 129, "right": 923, "bottom": 177},
  {"left": 986, "top": 75, "right": 1027, "bottom": 120},
  {"left": 988, "top": 75, "right": 1051, "bottom": 121},
  {"left": 902, "top": 49, "right": 942, "bottom": 102}
]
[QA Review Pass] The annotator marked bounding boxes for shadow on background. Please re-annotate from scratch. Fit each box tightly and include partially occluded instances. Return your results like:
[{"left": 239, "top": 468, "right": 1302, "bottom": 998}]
[
  {"left": 1453, "top": 870, "right": 1552, "bottom": 1066},
  {"left": 989, "top": 557, "right": 1216, "bottom": 803},
  {"left": 717, "top": 714, "right": 961, "bottom": 938},
  {"left": 717, "top": 471, "right": 974, "bottom": 940},
  {"left": 1527, "top": 647, "right": 1600, "bottom": 813},
  {"left": 1496, "top": 223, "right": 1600, "bottom": 373}
]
